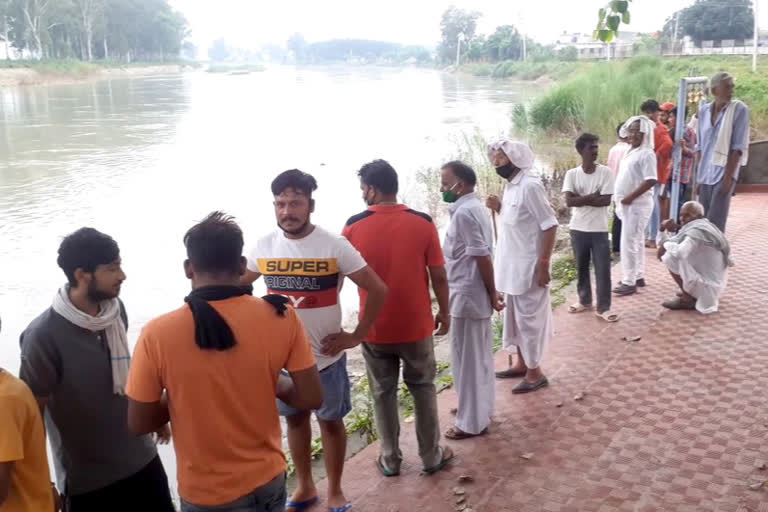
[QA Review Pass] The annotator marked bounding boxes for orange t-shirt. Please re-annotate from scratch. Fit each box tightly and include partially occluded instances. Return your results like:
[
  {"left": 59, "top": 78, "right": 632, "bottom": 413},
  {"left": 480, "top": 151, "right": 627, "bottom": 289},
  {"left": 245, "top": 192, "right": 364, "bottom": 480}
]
[
  {"left": 126, "top": 296, "right": 315, "bottom": 507},
  {"left": 0, "top": 371, "right": 54, "bottom": 512},
  {"left": 342, "top": 205, "right": 445, "bottom": 344}
]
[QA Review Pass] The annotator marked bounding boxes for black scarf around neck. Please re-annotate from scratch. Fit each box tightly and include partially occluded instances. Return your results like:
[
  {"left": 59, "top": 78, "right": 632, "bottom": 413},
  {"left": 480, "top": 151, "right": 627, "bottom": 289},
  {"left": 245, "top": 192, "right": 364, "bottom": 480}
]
[{"left": 184, "top": 285, "right": 290, "bottom": 351}]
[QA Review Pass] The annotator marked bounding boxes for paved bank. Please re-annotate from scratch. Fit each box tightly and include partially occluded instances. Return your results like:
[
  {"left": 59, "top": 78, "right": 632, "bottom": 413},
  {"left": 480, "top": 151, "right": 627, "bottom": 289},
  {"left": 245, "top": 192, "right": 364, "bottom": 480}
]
[{"left": 317, "top": 193, "right": 768, "bottom": 511}]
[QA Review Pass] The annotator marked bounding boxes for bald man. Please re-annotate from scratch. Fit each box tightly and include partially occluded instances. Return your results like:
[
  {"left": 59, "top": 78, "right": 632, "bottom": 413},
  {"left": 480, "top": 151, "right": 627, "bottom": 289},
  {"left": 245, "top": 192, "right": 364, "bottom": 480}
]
[
  {"left": 486, "top": 140, "right": 557, "bottom": 394},
  {"left": 658, "top": 201, "right": 732, "bottom": 314}
]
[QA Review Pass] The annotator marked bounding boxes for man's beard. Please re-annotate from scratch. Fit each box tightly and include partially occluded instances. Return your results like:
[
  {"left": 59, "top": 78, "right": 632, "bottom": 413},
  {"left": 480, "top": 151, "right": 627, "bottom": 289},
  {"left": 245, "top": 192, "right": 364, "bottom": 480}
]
[
  {"left": 87, "top": 279, "right": 119, "bottom": 302},
  {"left": 278, "top": 218, "right": 309, "bottom": 235}
]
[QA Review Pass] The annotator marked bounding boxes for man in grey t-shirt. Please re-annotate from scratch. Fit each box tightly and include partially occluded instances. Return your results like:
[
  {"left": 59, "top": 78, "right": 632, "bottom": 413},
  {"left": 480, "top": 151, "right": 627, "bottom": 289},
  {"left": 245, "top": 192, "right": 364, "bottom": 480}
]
[{"left": 19, "top": 228, "right": 174, "bottom": 512}]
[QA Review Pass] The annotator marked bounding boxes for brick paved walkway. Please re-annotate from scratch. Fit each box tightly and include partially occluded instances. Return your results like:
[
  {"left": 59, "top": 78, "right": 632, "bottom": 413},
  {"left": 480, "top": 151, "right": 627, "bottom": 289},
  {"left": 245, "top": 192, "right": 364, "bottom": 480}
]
[{"left": 321, "top": 193, "right": 768, "bottom": 512}]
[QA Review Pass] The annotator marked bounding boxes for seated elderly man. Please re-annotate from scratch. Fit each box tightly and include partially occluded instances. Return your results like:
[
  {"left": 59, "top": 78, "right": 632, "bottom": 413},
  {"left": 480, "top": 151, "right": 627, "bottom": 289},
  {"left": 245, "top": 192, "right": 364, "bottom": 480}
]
[{"left": 657, "top": 201, "right": 733, "bottom": 314}]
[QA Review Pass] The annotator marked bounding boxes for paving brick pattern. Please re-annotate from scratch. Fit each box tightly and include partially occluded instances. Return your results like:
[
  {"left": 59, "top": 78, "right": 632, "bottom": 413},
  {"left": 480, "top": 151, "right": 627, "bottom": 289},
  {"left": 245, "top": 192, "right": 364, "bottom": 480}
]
[{"left": 319, "top": 193, "right": 768, "bottom": 512}]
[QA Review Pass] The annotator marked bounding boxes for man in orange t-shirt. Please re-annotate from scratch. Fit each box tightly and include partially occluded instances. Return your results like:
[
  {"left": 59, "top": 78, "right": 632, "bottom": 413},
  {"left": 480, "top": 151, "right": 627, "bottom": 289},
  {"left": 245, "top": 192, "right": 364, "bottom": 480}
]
[
  {"left": 341, "top": 159, "right": 454, "bottom": 477},
  {"left": 126, "top": 212, "right": 322, "bottom": 512},
  {"left": 0, "top": 317, "right": 57, "bottom": 512}
]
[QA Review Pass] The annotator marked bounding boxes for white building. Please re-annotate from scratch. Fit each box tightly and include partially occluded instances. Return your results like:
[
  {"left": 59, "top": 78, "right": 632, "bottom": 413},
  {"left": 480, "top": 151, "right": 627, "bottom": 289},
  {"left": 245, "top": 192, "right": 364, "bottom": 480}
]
[{"left": 554, "top": 31, "right": 639, "bottom": 60}]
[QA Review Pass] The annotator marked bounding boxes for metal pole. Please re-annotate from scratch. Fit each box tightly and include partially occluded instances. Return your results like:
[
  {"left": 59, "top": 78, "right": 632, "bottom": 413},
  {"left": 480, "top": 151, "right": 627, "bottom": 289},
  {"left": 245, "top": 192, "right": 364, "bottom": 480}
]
[
  {"left": 670, "top": 78, "right": 687, "bottom": 221},
  {"left": 753, "top": 0, "right": 759, "bottom": 72}
]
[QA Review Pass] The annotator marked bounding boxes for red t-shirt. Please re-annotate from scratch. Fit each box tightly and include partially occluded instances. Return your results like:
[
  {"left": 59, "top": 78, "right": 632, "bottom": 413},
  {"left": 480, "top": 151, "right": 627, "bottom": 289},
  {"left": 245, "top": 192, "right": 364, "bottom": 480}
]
[
  {"left": 654, "top": 121, "right": 673, "bottom": 184},
  {"left": 342, "top": 205, "right": 445, "bottom": 344}
]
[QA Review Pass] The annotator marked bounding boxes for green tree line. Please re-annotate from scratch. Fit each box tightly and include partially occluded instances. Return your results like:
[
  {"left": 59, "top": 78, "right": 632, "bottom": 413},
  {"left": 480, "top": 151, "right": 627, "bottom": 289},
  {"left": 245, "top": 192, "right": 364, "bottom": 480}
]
[
  {"left": 0, "top": 0, "right": 188, "bottom": 61},
  {"left": 284, "top": 34, "right": 431, "bottom": 65}
]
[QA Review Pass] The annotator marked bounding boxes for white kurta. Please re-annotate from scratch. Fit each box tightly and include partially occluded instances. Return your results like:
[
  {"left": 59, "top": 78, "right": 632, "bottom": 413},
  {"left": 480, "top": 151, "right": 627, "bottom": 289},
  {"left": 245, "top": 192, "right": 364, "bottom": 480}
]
[
  {"left": 615, "top": 146, "right": 657, "bottom": 286},
  {"left": 494, "top": 171, "right": 558, "bottom": 369},
  {"left": 662, "top": 237, "right": 728, "bottom": 314},
  {"left": 444, "top": 193, "right": 495, "bottom": 434}
]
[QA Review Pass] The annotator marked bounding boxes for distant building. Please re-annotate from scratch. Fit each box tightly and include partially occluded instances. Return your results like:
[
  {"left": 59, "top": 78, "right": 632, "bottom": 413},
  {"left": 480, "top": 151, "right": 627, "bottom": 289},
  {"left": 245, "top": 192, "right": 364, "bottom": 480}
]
[
  {"left": 677, "top": 33, "right": 768, "bottom": 56},
  {"left": 553, "top": 31, "right": 639, "bottom": 60}
]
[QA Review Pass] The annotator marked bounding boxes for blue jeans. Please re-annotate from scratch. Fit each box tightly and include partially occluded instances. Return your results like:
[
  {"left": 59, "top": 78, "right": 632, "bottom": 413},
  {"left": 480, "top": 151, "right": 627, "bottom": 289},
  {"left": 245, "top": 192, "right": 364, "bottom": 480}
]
[
  {"left": 180, "top": 474, "right": 286, "bottom": 512},
  {"left": 646, "top": 183, "right": 661, "bottom": 242}
]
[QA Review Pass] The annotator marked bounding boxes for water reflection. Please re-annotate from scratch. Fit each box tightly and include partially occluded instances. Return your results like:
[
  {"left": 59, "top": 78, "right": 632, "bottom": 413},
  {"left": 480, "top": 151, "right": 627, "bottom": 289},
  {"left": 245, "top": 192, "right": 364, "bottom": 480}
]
[{"left": 0, "top": 65, "right": 527, "bottom": 496}]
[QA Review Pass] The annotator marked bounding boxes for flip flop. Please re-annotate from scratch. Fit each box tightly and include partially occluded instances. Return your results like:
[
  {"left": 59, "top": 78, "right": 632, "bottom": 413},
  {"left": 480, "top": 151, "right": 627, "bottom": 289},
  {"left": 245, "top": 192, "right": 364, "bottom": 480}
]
[
  {"left": 568, "top": 303, "right": 592, "bottom": 314},
  {"left": 423, "top": 446, "right": 455, "bottom": 474},
  {"left": 512, "top": 376, "right": 549, "bottom": 394},
  {"left": 494, "top": 368, "right": 527, "bottom": 379},
  {"left": 449, "top": 407, "right": 457, "bottom": 415},
  {"left": 330, "top": 504, "right": 353, "bottom": 512},
  {"left": 286, "top": 497, "right": 319, "bottom": 512},
  {"left": 375, "top": 456, "right": 400, "bottom": 477},
  {"left": 595, "top": 310, "right": 620, "bottom": 323},
  {"left": 444, "top": 426, "right": 488, "bottom": 440}
]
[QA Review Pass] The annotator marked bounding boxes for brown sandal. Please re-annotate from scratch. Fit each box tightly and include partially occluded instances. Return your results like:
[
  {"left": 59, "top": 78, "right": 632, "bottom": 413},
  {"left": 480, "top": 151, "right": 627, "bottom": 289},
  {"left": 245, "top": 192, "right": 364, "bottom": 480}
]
[{"left": 444, "top": 426, "right": 488, "bottom": 440}]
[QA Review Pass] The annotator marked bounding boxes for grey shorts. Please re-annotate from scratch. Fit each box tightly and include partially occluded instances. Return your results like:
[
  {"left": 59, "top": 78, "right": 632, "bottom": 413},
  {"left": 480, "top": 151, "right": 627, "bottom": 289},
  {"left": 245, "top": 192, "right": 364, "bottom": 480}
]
[{"left": 277, "top": 353, "right": 351, "bottom": 421}]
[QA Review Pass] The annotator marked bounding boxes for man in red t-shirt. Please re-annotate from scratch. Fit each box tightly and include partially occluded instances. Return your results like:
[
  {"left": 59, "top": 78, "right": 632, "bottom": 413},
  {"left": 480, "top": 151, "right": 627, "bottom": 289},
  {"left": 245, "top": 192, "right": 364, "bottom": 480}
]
[
  {"left": 641, "top": 99, "right": 673, "bottom": 248},
  {"left": 339, "top": 159, "right": 454, "bottom": 477}
]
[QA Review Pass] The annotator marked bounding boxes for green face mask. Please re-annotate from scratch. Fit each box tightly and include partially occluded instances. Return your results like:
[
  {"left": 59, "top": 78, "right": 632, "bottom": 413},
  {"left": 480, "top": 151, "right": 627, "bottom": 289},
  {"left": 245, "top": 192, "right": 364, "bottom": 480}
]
[{"left": 442, "top": 183, "right": 460, "bottom": 203}]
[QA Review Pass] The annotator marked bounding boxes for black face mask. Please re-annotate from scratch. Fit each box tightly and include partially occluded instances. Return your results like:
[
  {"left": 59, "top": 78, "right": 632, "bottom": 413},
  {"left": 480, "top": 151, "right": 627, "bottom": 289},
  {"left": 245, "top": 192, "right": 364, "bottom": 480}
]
[{"left": 495, "top": 163, "right": 515, "bottom": 180}]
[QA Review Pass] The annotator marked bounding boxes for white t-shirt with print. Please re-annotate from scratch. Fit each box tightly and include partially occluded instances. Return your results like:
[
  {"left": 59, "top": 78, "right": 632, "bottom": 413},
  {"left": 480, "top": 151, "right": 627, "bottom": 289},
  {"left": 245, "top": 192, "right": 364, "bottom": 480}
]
[
  {"left": 562, "top": 164, "right": 615, "bottom": 232},
  {"left": 247, "top": 226, "right": 367, "bottom": 370}
]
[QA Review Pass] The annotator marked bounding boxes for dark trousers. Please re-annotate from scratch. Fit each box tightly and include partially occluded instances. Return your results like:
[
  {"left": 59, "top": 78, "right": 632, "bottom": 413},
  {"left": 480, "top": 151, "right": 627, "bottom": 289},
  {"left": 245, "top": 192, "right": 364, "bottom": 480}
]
[
  {"left": 181, "top": 473, "right": 287, "bottom": 512},
  {"left": 611, "top": 212, "right": 622, "bottom": 253},
  {"left": 66, "top": 456, "right": 175, "bottom": 512},
  {"left": 571, "top": 230, "right": 612, "bottom": 313}
]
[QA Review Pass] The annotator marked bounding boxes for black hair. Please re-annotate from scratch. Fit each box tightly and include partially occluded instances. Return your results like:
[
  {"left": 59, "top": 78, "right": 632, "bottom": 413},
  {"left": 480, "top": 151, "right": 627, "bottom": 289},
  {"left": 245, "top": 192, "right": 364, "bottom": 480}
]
[
  {"left": 640, "top": 99, "right": 660, "bottom": 113},
  {"left": 669, "top": 106, "right": 687, "bottom": 118},
  {"left": 357, "top": 159, "right": 399, "bottom": 195},
  {"left": 184, "top": 211, "right": 244, "bottom": 275},
  {"left": 442, "top": 160, "right": 477, "bottom": 187},
  {"left": 57, "top": 228, "right": 120, "bottom": 286},
  {"left": 616, "top": 122, "right": 625, "bottom": 137},
  {"left": 575, "top": 133, "right": 599, "bottom": 152},
  {"left": 271, "top": 169, "right": 318, "bottom": 197}
]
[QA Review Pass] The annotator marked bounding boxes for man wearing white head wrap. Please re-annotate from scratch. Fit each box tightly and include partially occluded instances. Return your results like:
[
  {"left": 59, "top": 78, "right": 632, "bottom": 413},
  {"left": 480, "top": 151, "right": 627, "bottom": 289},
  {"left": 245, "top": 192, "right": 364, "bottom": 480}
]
[
  {"left": 486, "top": 140, "right": 558, "bottom": 394},
  {"left": 612, "top": 117, "right": 658, "bottom": 296}
]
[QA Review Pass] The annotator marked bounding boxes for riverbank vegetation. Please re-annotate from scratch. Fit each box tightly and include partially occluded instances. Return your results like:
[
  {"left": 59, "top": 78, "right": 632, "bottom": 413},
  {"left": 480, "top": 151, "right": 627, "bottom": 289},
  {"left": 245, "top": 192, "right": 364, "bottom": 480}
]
[
  {"left": 513, "top": 56, "right": 768, "bottom": 144},
  {"left": 0, "top": 0, "right": 188, "bottom": 62}
]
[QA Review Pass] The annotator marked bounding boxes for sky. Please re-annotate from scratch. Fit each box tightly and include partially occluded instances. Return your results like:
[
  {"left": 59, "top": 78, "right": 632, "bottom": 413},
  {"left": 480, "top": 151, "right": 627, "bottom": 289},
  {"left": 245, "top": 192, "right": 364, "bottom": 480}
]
[{"left": 171, "top": 0, "right": 766, "bottom": 51}]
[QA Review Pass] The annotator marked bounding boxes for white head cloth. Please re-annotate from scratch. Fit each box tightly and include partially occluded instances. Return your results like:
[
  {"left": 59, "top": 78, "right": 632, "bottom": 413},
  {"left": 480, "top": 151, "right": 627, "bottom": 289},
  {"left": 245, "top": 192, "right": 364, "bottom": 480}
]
[
  {"left": 620, "top": 115, "right": 656, "bottom": 151},
  {"left": 488, "top": 139, "right": 535, "bottom": 171}
]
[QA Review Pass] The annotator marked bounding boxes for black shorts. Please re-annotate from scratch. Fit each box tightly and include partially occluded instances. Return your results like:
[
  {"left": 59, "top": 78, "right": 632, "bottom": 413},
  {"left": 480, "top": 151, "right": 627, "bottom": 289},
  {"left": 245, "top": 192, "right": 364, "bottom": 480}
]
[{"left": 65, "top": 456, "right": 175, "bottom": 512}]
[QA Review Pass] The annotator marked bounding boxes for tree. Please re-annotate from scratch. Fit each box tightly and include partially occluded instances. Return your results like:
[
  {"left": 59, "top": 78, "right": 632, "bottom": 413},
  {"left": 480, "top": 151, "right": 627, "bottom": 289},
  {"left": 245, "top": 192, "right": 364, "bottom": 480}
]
[
  {"left": 594, "top": 0, "right": 633, "bottom": 42},
  {"left": 287, "top": 32, "right": 307, "bottom": 62},
  {"left": 677, "top": 0, "right": 754, "bottom": 44},
  {"left": 181, "top": 40, "right": 196, "bottom": 60},
  {"left": 74, "top": 0, "right": 102, "bottom": 60},
  {"left": 486, "top": 25, "right": 522, "bottom": 61},
  {"left": 438, "top": 6, "right": 480, "bottom": 64},
  {"left": 556, "top": 46, "right": 578, "bottom": 61},
  {"left": 208, "top": 38, "right": 229, "bottom": 62}
]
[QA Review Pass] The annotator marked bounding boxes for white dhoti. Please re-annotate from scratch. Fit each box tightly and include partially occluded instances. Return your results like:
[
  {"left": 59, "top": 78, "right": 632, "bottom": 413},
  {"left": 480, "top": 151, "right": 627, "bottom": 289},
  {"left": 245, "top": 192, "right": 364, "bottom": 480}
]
[
  {"left": 662, "top": 238, "right": 728, "bottom": 314},
  {"left": 502, "top": 283, "right": 552, "bottom": 370},
  {"left": 451, "top": 317, "right": 495, "bottom": 434},
  {"left": 617, "top": 202, "right": 653, "bottom": 286}
]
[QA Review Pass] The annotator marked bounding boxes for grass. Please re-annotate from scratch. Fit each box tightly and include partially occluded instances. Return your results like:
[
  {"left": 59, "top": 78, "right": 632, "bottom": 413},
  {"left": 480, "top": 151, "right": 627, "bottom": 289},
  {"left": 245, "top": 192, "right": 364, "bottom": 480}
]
[
  {"left": 0, "top": 58, "right": 196, "bottom": 75},
  {"left": 459, "top": 60, "right": 578, "bottom": 81},
  {"left": 518, "top": 55, "right": 768, "bottom": 143}
]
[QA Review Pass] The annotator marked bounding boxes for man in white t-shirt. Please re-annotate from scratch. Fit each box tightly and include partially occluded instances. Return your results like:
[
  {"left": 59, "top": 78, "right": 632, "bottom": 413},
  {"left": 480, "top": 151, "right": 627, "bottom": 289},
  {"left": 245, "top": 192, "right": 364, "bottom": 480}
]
[
  {"left": 613, "top": 117, "right": 659, "bottom": 297},
  {"left": 241, "top": 170, "right": 387, "bottom": 512},
  {"left": 563, "top": 133, "right": 618, "bottom": 322}
]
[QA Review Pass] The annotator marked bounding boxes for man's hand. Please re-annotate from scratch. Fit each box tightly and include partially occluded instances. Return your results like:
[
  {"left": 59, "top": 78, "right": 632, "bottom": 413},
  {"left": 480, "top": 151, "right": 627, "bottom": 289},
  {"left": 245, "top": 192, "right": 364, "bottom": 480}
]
[
  {"left": 154, "top": 424, "right": 171, "bottom": 445},
  {"left": 661, "top": 219, "right": 678, "bottom": 232},
  {"left": 620, "top": 195, "right": 634, "bottom": 205},
  {"left": 657, "top": 245, "right": 667, "bottom": 261},
  {"left": 321, "top": 331, "right": 362, "bottom": 357},
  {"left": 491, "top": 292, "right": 506, "bottom": 312},
  {"left": 536, "top": 259, "right": 551, "bottom": 287},
  {"left": 486, "top": 195, "right": 501, "bottom": 213},
  {"left": 720, "top": 175, "right": 734, "bottom": 194},
  {"left": 434, "top": 310, "right": 450, "bottom": 336}
]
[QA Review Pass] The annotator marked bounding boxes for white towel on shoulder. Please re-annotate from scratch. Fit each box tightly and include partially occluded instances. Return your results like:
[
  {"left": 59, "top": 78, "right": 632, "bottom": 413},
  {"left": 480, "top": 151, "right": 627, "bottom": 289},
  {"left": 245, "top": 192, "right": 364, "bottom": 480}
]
[{"left": 712, "top": 100, "right": 749, "bottom": 168}]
